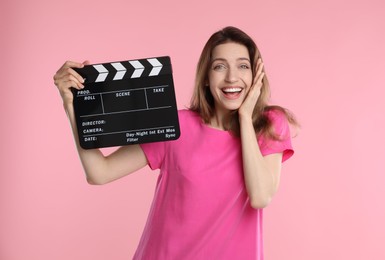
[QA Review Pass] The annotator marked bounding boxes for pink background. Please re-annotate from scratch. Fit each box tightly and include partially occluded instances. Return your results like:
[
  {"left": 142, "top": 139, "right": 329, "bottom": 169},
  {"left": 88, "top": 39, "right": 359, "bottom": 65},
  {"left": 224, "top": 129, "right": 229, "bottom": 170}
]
[{"left": 1, "top": 0, "right": 385, "bottom": 259}]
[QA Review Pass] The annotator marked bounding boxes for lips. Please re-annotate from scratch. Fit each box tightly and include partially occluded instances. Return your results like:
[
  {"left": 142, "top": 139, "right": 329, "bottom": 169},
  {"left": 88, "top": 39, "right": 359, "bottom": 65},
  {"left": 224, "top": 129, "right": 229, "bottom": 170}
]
[{"left": 221, "top": 87, "right": 243, "bottom": 99}]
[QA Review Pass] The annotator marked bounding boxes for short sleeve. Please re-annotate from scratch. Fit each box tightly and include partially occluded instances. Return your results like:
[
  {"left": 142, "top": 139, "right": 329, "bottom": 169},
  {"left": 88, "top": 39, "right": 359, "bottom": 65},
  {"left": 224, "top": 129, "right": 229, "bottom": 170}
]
[
  {"left": 140, "top": 141, "right": 166, "bottom": 170},
  {"left": 258, "top": 110, "right": 294, "bottom": 162}
]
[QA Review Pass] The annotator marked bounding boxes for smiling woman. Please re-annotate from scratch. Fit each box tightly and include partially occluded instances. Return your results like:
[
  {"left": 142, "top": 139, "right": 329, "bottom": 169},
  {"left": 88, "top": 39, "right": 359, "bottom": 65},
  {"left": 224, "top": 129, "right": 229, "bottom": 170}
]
[
  {"left": 190, "top": 26, "right": 297, "bottom": 138},
  {"left": 208, "top": 42, "right": 253, "bottom": 121},
  {"left": 53, "top": 26, "right": 298, "bottom": 260}
]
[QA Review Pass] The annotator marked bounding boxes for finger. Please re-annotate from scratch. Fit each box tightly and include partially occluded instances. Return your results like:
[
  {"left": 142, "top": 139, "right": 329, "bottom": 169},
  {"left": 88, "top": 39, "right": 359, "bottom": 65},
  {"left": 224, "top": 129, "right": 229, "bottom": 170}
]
[
  {"left": 83, "top": 60, "right": 91, "bottom": 66},
  {"left": 66, "top": 74, "right": 85, "bottom": 89},
  {"left": 68, "top": 73, "right": 85, "bottom": 89},
  {"left": 255, "top": 58, "right": 263, "bottom": 71},
  {"left": 258, "top": 72, "right": 265, "bottom": 84},
  {"left": 249, "top": 73, "right": 265, "bottom": 97},
  {"left": 253, "top": 60, "right": 264, "bottom": 85},
  {"left": 252, "top": 70, "right": 264, "bottom": 88},
  {"left": 55, "top": 73, "right": 84, "bottom": 90},
  {"left": 55, "top": 60, "right": 85, "bottom": 78},
  {"left": 54, "top": 60, "right": 84, "bottom": 77},
  {"left": 58, "top": 81, "right": 79, "bottom": 93},
  {"left": 62, "top": 80, "right": 84, "bottom": 91},
  {"left": 256, "top": 61, "right": 264, "bottom": 77},
  {"left": 68, "top": 67, "right": 85, "bottom": 84},
  {"left": 54, "top": 67, "right": 85, "bottom": 85},
  {"left": 247, "top": 73, "right": 264, "bottom": 97},
  {"left": 61, "top": 60, "right": 85, "bottom": 70}
]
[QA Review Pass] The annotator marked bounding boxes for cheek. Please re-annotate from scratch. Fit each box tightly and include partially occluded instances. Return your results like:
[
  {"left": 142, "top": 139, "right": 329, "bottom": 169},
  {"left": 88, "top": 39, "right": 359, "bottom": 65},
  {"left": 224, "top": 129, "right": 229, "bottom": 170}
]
[
  {"left": 208, "top": 85, "right": 217, "bottom": 98},
  {"left": 208, "top": 76, "right": 221, "bottom": 92},
  {"left": 208, "top": 72, "right": 218, "bottom": 85},
  {"left": 244, "top": 74, "right": 253, "bottom": 89}
]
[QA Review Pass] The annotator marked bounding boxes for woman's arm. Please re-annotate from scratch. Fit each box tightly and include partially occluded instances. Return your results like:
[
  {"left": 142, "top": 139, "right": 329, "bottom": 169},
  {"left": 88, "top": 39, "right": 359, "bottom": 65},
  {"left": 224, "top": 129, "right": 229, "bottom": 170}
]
[
  {"left": 239, "top": 115, "right": 282, "bottom": 208},
  {"left": 238, "top": 59, "right": 283, "bottom": 208},
  {"left": 54, "top": 61, "right": 148, "bottom": 185}
]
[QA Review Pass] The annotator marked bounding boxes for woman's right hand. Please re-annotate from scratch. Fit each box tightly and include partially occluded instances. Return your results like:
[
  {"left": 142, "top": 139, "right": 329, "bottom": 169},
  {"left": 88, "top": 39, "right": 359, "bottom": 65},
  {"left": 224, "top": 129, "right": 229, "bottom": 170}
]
[
  {"left": 52, "top": 60, "right": 148, "bottom": 185},
  {"left": 53, "top": 60, "right": 90, "bottom": 105}
]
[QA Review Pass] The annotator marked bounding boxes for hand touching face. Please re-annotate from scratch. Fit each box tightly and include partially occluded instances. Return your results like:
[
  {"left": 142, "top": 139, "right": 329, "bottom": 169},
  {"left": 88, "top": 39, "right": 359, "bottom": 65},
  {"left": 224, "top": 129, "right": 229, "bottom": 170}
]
[{"left": 238, "top": 58, "right": 265, "bottom": 119}]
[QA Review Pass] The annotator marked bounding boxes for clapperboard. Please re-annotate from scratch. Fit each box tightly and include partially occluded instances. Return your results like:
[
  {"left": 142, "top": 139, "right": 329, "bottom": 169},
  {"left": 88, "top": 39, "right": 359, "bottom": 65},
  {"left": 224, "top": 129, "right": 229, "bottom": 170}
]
[{"left": 72, "top": 56, "right": 180, "bottom": 149}]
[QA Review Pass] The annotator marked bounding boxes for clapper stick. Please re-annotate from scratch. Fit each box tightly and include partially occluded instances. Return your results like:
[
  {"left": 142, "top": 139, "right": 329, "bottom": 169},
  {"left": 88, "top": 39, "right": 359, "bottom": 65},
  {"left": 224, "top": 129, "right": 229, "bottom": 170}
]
[{"left": 72, "top": 56, "right": 180, "bottom": 149}]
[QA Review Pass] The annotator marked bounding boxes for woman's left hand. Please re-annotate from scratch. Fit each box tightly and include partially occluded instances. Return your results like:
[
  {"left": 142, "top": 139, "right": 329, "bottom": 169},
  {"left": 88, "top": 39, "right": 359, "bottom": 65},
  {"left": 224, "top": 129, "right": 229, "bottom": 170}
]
[{"left": 238, "top": 58, "right": 265, "bottom": 119}]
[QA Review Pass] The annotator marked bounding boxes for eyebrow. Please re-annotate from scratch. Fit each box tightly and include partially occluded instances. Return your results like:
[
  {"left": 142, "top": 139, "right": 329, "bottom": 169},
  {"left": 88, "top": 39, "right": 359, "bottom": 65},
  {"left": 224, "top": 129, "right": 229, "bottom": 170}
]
[{"left": 211, "top": 57, "right": 251, "bottom": 63}]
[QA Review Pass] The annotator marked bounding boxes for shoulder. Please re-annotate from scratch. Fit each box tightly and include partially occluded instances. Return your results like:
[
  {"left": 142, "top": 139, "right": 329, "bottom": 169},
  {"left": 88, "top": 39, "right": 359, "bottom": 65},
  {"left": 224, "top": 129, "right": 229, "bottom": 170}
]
[
  {"left": 264, "top": 108, "right": 287, "bottom": 122},
  {"left": 264, "top": 108, "right": 291, "bottom": 138},
  {"left": 259, "top": 108, "right": 294, "bottom": 162}
]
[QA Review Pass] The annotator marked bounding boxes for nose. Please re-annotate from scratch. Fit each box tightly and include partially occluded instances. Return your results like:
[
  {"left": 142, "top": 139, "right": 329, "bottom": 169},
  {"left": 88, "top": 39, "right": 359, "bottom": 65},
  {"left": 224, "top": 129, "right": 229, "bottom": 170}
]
[{"left": 225, "top": 67, "right": 238, "bottom": 83}]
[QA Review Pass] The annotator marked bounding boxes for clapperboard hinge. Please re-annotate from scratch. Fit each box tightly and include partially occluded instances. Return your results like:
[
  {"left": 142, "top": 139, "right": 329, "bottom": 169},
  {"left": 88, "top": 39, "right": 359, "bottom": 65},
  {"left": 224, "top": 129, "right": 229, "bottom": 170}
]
[{"left": 77, "top": 57, "right": 170, "bottom": 84}]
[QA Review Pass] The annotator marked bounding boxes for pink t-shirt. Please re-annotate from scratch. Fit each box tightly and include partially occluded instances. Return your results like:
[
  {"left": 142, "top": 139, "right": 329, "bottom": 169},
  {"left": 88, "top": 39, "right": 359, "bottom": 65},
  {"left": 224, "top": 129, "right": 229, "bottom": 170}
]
[{"left": 134, "top": 109, "right": 293, "bottom": 260}]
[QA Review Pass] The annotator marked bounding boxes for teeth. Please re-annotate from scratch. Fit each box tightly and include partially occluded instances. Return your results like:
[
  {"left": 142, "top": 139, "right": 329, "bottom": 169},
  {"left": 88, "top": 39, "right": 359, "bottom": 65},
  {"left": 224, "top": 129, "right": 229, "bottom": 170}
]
[{"left": 222, "top": 87, "right": 242, "bottom": 93}]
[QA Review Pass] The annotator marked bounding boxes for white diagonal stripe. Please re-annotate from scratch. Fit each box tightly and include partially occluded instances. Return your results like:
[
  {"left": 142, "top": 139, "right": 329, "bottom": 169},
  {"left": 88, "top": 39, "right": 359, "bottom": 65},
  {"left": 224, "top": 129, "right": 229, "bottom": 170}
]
[
  {"left": 147, "top": 58, "right": 163, "bottom": 76},
  {"left": 93, "top": 64, "right": 109, "bottom": 82},
  {"left": 129, "top": 60, "right": 144, "bottom": 78},
  {"left": 111, "top": 62, "right": 126, "bottom": 80}
]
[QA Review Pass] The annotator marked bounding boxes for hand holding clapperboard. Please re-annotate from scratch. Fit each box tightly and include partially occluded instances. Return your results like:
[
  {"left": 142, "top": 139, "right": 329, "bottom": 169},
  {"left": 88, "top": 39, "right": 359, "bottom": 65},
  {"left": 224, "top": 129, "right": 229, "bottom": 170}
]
[{"left": 72, "top": 56, "right": 180, "bottom": 149}]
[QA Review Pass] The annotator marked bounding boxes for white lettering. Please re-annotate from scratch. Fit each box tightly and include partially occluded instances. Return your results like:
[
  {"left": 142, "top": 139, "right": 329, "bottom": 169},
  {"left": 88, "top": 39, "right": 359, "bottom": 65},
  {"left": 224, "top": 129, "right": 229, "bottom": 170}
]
[
  {"left": 83, "top": 128, "right": 103, "bottom": 134},
  {"left": 135, "top": 131, "right": 148, "bottom": 137},
  {"left": 82, "top": 120, "right": 106, "bottom": 126},
  {"left": 78, "top": 90, "right": 90, "bottom": 95},
  {"left": 84, "top": 95, "right": 95, "bottom": 100},
  {"left": 153, "top": 88, "right": 164, "bottom": 93},
  {"left": 84, "top": 136, "right": 97, "bottom": 142},
  {"left": 116, "top": 92, "right": 130, "bottom": 97}
]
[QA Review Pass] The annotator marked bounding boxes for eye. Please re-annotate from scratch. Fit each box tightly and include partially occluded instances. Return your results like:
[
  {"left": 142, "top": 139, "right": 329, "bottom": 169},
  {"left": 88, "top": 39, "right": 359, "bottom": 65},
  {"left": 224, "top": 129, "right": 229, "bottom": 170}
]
[
  {"left": 213, "top": 63, "right": 226, "bottom": 71},
  {"left": 239, "top": 63, "right": 250, "bottom": 69}
]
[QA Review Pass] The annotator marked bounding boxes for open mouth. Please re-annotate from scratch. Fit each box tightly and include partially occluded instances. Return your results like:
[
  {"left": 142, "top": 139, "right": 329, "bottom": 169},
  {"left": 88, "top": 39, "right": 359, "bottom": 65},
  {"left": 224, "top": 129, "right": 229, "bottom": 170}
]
[{"left": 222, "top": 87, "right": 243, "bottom": 99}]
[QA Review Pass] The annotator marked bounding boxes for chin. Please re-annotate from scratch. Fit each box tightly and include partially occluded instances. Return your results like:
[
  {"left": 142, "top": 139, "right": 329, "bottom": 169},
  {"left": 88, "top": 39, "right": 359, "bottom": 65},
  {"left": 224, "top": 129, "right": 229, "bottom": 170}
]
[{"left": 222, "top": 104, "right": 242, "bottom": 113}]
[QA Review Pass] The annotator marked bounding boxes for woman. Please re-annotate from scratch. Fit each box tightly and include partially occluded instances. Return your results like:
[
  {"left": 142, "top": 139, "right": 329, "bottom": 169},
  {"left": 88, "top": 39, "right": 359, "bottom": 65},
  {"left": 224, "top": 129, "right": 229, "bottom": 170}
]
[{"left": 54, "top": 26, "right": 297, "bottom": 260}]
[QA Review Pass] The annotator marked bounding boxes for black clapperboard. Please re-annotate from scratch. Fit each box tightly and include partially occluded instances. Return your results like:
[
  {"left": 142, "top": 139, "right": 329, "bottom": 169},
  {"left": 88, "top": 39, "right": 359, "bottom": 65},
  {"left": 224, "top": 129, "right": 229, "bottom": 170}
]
[{"left": 72, "top": 56, "right": 180, "bottom": 149}]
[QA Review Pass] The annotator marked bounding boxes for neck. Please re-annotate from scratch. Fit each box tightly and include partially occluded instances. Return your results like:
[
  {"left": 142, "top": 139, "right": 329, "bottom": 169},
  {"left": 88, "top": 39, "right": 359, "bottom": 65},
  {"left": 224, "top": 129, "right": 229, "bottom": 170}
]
[{"left": 209, "top": 108, "right": 230, "bottom": 130}]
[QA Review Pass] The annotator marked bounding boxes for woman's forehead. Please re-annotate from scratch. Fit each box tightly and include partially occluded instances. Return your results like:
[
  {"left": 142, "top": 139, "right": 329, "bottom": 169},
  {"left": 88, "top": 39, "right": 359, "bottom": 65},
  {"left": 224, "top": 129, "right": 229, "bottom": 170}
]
[{"left": 211, "top": 42, "right": 250, "bottom": 61}]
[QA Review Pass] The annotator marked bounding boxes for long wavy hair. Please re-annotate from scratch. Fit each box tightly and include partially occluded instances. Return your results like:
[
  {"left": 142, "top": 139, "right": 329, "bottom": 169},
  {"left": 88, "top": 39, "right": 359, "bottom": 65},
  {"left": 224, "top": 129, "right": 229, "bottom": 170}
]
[{"left": 190, "top": 26, "right": 298, "bottom": 139}]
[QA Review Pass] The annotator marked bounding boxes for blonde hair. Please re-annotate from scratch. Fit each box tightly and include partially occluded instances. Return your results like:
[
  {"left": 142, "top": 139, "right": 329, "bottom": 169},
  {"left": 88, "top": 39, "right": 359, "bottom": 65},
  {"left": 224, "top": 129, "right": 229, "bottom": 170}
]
[{"left": 190, "top": 26, "right": 298, "bottom": 139}]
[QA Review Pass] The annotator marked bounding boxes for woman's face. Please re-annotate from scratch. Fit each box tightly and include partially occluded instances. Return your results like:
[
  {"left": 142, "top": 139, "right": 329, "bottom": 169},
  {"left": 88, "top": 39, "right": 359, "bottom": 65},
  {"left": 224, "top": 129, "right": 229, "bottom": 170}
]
[{"left": 208, "top": 42, "right": 253, "bottom": 116}]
